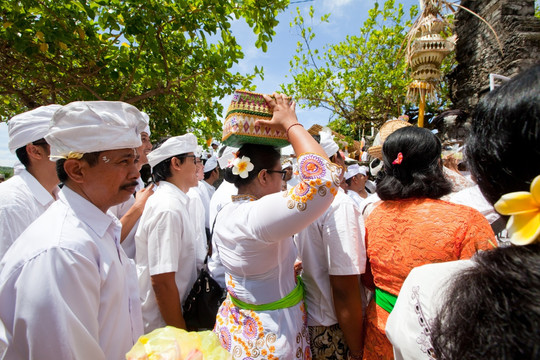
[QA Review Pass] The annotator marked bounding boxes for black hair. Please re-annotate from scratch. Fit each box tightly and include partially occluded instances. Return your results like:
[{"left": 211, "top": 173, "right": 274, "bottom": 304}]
[
  {"left": 329, "top": 150, "right": 343, "bottom": 163},
  {"left": 376, "top": 127, "right": 452, "bottom": 200},
  {"left": 223, "top": 143, "right": 281, "bottom": 188},
  {"left": 203, "top": 165, "right": 219, "bottom": 180},
  {"left": 467, "top": 65, "right": 540, "bottom": 205},
  {"left": 15, "top": 138, "right": 49, "bottom": 168},
  {"left": 431, "top": 243, "right": 540, "bottom": 360},
  {"left": 151, "top": 155, "right": 187, "bottom": 183},
  {"left": 56, "top": 152, "right": 101, "bottom": 183}
]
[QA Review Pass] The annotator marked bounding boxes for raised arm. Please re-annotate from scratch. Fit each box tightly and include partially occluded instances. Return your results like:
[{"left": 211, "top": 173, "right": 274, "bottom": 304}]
[{"left": 260, "top": 93, "right": 328, "bottom": 160}]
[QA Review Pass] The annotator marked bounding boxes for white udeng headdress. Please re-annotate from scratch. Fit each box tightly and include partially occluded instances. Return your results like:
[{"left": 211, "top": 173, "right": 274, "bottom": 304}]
[
  {"left": 46, "top": 101, "right": 146, "bottom": 161},
  {"left": 319, "top": 127, "right": 339, "bottom": 158}
]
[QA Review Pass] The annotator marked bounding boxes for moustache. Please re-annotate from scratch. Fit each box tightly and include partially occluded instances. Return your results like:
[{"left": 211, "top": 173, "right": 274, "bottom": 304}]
[{"left": 120, "top": 181, "right": 139, "bottom": 191}]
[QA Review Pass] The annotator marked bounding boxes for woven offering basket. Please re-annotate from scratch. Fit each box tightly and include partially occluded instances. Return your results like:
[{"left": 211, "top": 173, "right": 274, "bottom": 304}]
[
  {"left": 222, "top": 90, "right": 290, "bottom": 148},
  {"left": 368, "top": 119, "right": 412, "bottom": 160}
]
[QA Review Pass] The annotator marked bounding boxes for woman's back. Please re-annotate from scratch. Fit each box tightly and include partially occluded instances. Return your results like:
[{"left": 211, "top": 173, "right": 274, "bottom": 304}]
[{"left": 366, "top": 198, "right": 495, "bottom": 295}]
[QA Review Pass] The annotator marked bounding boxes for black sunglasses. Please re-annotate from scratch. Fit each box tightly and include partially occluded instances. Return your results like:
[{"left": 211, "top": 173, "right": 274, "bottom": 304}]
[{"left": 266, "top": 169, "right": 287, "bottom": 180}]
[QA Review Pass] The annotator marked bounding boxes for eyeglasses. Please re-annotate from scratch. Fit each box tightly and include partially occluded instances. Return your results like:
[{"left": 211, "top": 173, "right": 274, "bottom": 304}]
[
  {"left": 177, "top": 154, "right": 197, "bottom": 165},
  {"left": 266, "top": 169, "right": 288, "bottom": 180}
]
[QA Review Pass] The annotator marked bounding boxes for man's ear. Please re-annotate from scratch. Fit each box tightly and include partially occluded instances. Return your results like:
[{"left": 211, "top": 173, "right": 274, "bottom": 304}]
[
  {"left": 170, "top": 157, "right": 182, "bottom": 172},
  {"left": 63, "top": 159, "right": 86, "bottom": 184},
  {"left": 26, "top": 144, "right": 48, "bottom": 161}
]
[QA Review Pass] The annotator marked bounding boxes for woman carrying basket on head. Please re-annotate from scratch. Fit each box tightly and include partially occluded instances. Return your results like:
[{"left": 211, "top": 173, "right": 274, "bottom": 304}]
[{"left": 213, "top": 92, "right": 341, "bottom": 359}]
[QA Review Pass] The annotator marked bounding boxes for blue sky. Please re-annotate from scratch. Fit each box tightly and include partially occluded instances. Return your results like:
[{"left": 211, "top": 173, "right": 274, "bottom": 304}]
[{"left": 0, "top": 0, "right": 418, "bottom": 166}]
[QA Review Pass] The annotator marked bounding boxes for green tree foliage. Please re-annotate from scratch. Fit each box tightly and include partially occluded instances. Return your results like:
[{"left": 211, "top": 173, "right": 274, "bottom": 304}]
[
  {"left": 0, "top": 0, "right": 289, "bottom": 140},
  {"left": 281, "top": 0, "right": 418, "bottom": 137}
]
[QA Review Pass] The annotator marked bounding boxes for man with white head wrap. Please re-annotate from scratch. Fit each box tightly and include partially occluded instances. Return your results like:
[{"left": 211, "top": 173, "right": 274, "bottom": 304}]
[
  {"left": 345, "top": 164, "right": 370, "bottom": 207},
  {"left": 135, "top": 134, "right": 205, "bottom": 332},
  {"left": 0, "top": 105, "right": 62, "bottom": 259},
  {"left": 295, "top": 127, "right": 366, "bottom": 360},
  {"left": 0, "top": 101, "right": 146, "bottom": 360},
  {"left": 109, "top": 112, "right": 154, "bottom": 259}
]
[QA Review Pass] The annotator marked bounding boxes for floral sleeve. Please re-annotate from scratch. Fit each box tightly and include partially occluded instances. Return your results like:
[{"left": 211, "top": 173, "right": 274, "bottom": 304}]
[{"left": 246, "top": 153, "right": 341, "bottom": 242}]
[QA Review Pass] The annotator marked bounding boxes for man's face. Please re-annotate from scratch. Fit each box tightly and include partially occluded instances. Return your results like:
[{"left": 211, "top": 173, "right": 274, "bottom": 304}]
[
  {"left": 136, "top": 132, "right": 152, "bottom": 167},
  {"left": 283, "top": 167, "right": 293, "bottom": 182},
  {"left": 174, "top": 152, "right": 199, "bottom": 190},
  {"left": 82, "top": 148, "right": 140, "bottom": 211}
]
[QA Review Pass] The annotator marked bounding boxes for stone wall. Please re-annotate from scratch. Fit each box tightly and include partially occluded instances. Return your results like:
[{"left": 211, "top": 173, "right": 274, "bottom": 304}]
[{"left": 447, "top": 0, "right": 540, "bottom": 112}]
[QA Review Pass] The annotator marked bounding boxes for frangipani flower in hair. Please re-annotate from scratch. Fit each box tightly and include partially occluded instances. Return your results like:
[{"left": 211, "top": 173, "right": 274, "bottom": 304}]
[
  {"left": 232, "top": 156, "right": 254, "bottom": 179},
  {"left": 494, "top": 175, "right": 540, "bottom": 245}
]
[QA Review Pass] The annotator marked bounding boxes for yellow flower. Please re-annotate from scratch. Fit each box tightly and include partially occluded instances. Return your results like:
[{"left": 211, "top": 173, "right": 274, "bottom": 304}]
[{"left": 494, "top": 175, "right": 540, "bottom": 245}]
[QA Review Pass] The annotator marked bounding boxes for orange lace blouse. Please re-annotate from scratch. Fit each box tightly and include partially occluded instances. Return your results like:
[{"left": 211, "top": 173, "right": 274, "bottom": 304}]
[{"left": 362, "top": 198, "right": 496, "bottom": 360}]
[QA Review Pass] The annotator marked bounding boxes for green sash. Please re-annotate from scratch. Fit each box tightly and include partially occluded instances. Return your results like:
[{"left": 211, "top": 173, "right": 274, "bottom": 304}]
[
  {"left": 374, "top": 287, "right": 398, "bottom": 313},
  {"left": 229, "top": 276, "right": 304, "bottom": 311}
]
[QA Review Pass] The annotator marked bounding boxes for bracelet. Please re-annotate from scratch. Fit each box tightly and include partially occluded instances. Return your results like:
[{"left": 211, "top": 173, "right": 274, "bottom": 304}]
[{"left": 286, "top": 123, "right": 304, "bottom": 139}]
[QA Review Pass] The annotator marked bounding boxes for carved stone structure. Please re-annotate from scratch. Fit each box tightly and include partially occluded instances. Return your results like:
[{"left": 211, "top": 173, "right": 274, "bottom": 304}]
[{"left": 448, "top": 0, "right": 540, "bottom": 112}]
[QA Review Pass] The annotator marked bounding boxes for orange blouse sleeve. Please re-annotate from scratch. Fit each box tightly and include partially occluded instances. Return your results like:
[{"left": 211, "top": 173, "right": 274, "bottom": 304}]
[{"left": 457, "top": 209, "right": 497, "bottom": 258}]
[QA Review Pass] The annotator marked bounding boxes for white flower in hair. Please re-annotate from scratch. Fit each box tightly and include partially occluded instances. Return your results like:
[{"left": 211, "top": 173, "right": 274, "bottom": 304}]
[{"left": 232, "top": 156, "right": 254, "bottom": 179}]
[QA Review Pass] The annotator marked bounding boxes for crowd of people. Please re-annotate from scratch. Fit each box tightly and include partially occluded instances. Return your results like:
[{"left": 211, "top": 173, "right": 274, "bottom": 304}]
[{"left": 0, "top": 64, "right": 537, "bottom": 360}]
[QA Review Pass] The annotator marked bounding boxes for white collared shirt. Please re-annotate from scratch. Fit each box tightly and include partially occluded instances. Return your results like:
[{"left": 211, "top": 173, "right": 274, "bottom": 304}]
[
  {"left": 0, "top": 169, "right": 60, "bottom": 260},
  {"left": 347, "top": 189, "right": 366, "bottom": 208},
  {"left": 295, "top": 189, "right": 367, "bottom": 326},
  {"left": 386, "top": 260, "right": 473, "bottom": 360},
  {"left": 135, "top": 181, "right": 205, "bottom": 333},
  {"left": 195, "top": 180, "right": 215, "bottom": 229},
  {"left": 0, "top": 186, "right": 143, "bottom": 360}
]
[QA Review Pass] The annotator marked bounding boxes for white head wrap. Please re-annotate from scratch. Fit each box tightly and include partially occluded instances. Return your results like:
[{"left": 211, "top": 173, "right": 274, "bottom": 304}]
[
  {"left": 345, "top": 164, "right": 368, "bottom": 180},
  {"left": 282, "top": 159, "right": 293, "bottom": 170},
  {"left": 45, "top": 101, "right": 146, "bottom": 161},
  {"left": 203, "top": 156, "right": 218, "bottom": 173},
  {"left": 319, "top": 127, "right": 339, "bottom": 158},
  {"left": 141, "top": 112, "right": 151, "bottom": 136},
  {"left": 217, "top": 146, "right": 239, "bottom": 169},
  {"left": 370, "top": 159, "right": 384, "bottom": 177},
  {"left": 147, "top": 133, "right": 198, "bottom": 169},
  {"left": 8, "top": 104, "right": 62, "bottom": 153}
]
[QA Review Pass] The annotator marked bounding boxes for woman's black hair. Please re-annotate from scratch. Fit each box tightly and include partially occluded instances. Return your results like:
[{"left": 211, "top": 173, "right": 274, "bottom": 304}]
[
  {"left": 223, "top": 143, "right": 281, "bottom": 188},
  {"left": 467, "top": 65, "right": 540, "bottom": 205},
  {"left": 376, "top": 126, "right": 452, "bottom": 200},
  {"left": 431, "top": 243, "right": 540, "bottom": 360}
]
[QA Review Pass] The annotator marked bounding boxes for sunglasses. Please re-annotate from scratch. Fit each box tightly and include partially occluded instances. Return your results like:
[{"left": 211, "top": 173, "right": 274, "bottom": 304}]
[{"left": 266, "top": 169, "right": 288, "bottom": 180}]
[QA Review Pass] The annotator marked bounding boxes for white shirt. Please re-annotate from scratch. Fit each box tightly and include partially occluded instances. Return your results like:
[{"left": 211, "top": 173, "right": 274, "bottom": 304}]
[
  {"left": 201, "top": 180, "right": 216, "bottom": 229},
  {"left": 109, "top": 177, "right": 145, "bottom": 259},
  {"left": 386, "top": 260, "right": 473, "bottom": 360},
  {"left": 0, "top": 186, "right": 143, "bottom": 360},
  {"left": 135, "top": 181, "right": 205, "bottom": 333},
  {"left": 347, "top": 189, "right": 366, "bottom": 208},
  {"left": 448, "top": 185, "right": 500, "bottom": 224},
  {"left": 187, "top": 186, "right": 209, "bottom": 269},
  {"left": 0, "top": 169, "right": 59, "bottom": 259},
  {"left": 207, "top": 180, "right": 237, "bottom": 288},
  {"left": 295, "top": 189, "right": 366, "bottom": 326}
]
